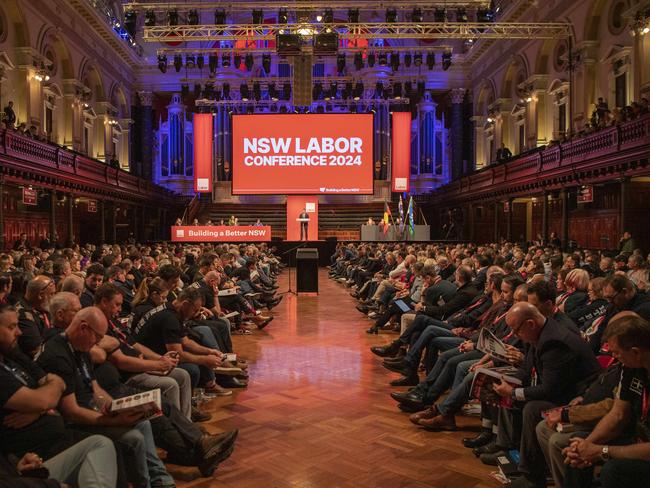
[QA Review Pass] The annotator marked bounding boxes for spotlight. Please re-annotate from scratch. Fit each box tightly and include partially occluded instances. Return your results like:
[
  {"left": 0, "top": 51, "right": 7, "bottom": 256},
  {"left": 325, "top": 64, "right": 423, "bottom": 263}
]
[
  {"left": 477, "top": 8, "right": 494, "bottom": 23},
  {"left": 234, "top": 54, "right": 242, "bottom": 69},
  {"left": 187, "top": 9, "right": 200, "bottom": 25},
  {"left": 245, "top": 53, "right": 254, "bottom": 71},
  {"left": 185, "top": 55, "right": 195, "bottom": 69},
  {"left": 194, "top": 83, "right": 202, "bottom": 98},
  {"left": 167, "top": 10, "right": 179, "bottom": 26},
  {"left": 181, "top": 84, "right": 189, "bottom": 97},
  {"left": 313, "top": 82, "right": 323, "bottom": 100},
  {"left": 411, "top": 8, "right": 423, "bottom": 23},
  {"left": 375, "top": 81, "right": 384, "bottom": 99},
  {"left": 282, "top": 82, "right": 291, "bottom": 100},
  {"left": 367, "top": 52, "right": 376, "bottom": 67},
  {"left": 323, "top": 8, "right": 334, "bottom": 23},
  {"left": 252, "top": 9, "right": 264, "bottom": 24},
  {"left": 208, "top": 55, "right": 218, "bottom": 73},
  {"left": 202, "top": 84, "right": 214, "bottom": 100},
  {"left": 222, "top": 53, "right": 231, "bottom": 68},
  {"left": 144, "top": 10, "right": 156, "bottom": 27},
  {"left": 354, "top": 52, "right": 363, "bottom": 70},
  {"left": 330, "top": 82, "right": 338, "bottom": 99},
  {"left": 262, "top": 54, "right": 271, "bottom": 74},
  {"left": 386, "top": 9, "right": 397, "bottom": 23},
  {"left": 337, "top": 54, "right": 346, "bottom": 73},
  {"left": 442, "top": 52, "right": 452, "bottom": 71},
  {"left": 157, "top": 55, "right": 167, "bottom": 73},
  {"left": 278, "top": 9, "right": 288, "bottom": 24},
  {"left": 354, "top": 81, "right": 364, "bottom": 100},
  {"left": 404, "top": 53, "right": 412, "bottom": 67},
  {"left": 404, "top": 81, "right": 413, "bottom": 97},
  {"left": 214, "top": 9, "right": 226, "bottom": 25},
  {"left": 240, "top": 83, "right": 250, "bottom": 100},
  {"left": 253, "top": 82, "right": 261, "bottom": 101},
  {"left": 344, "top": 81, "right": 353, "bottom": 99},
  {"left": 390, "top": 52, "right": 400, "bottom": 71},
  {"left": 348, "top": 9, "right": 360, "bottom": 23},
  {"left": 268, "top": 83, "right": 278, "bottom": 101},
  {"left": 124, "top": 11, "right": 137, "bottom": 38},
  {"left": 414, "top": 53, "right": 422, "bottom": 66},
  {"left": 393, "top": 82, "right": 402, "bottom": 99},
  {"left": 173, "top": 55, "right": 182, "bottom": 72},
  {"left": 426, "top": 53, "right": 435, "bottom": 70},
  {"left": 223, "top": 83, "right": 230, "bottom": 99},
  {"left": 197, "top": 55, "right": 204, "bottom": 70},
  {"left": 434, "top": 9, "right": 446, "bottom": 23},
  {"left": 417, "top": 80, "right": 425, "bottom": 97},
  {"left": 378, "top": 53, "right": 387, "bottom": 66},
  {"left": 457, "top": 8, "right": 468, "bottom": 22}
]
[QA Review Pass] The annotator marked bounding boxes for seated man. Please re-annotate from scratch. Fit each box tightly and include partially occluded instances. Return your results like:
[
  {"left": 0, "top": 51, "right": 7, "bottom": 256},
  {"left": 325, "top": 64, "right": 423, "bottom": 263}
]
[
  {"left": 0, "top": 303, "right": 118, "bottom": 487},
  {"left": 563, "top": 314, "right": 650, "bottom": 488},
  {"left": 15, "top": 276, "right": 56, "bottom": 358},
  {"left": 80, "top": 264, "right": 104, "bottom": 309}
]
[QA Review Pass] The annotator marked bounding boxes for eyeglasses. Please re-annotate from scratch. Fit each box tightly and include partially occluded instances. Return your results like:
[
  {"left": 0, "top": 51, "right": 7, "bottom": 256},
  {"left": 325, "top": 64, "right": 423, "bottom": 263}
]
[
  {"left": 510, "top": 320, "right": 528, "bottom": 335},
  {"left": 82, "top": 322, "right": 104, "bottom": 342},
  {"left": 603, "top": 289, "right": 622, "bottom": 302},
  {"left": 36, "top": 279, "right": 54, "bottom": 291}
]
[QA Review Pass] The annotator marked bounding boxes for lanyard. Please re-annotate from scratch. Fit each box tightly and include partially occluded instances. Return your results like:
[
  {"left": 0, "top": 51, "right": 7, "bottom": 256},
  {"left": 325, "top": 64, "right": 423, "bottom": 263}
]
[
  {"left": 0, "top": 360, "right": 29, "bottom": 386},
  {"left": 62, "top": 334, "right": 93, "bottom": 386},
  {"left": 109, "top": 319, "right": 129, "bottom": 345}
]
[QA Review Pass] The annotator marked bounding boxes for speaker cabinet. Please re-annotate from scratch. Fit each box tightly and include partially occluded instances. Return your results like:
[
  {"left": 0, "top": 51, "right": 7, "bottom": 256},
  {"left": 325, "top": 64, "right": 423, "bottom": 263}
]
[{"left": 296, "top": 248, "right": 319, "bottom": 293}]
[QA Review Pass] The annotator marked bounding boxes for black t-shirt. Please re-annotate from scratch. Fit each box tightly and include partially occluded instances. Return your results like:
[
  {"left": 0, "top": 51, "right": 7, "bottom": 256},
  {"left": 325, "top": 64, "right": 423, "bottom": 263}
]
[
  {"left": 135, "top": 303, "right": 186, "bottom": 355},
  {"left": 131, "top": 299, "right": 155, "bottom": 330},
  {"left": 0, "top": 352, "right": 70, "bottom": 459},
  {"left": 618, "top": 366, "right": 650, "bottom": 442},
  {"left": 187, "top": 280, "right": 216, "bottom": 310},
  {"left": 37, "top": 334, "right": 95, "bottom": 410}
]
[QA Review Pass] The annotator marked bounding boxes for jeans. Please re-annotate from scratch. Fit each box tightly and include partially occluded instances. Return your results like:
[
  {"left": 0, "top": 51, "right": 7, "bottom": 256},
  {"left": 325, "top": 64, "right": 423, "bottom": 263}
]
[
  {"left": 126, "top": 368, "right": 192, "bottom": 419},
  {"left": 418, "top": 349, "right": 482, "bottom": 403},
  {"left": 399, "top": 314, "right": 438, "bottom": 346},
  {"left": 436, "top": 363, "right": 477, "bottom": 415},
  {"left": 178, "top": 362, "right": 214, "bottom": 389},
  {"left": 44, "top": 435, "right": 117, "bottom": 488}
]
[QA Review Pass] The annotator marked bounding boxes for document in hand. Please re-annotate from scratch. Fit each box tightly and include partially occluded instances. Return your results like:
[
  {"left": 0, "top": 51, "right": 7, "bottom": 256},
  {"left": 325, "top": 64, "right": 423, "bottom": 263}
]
[
  {"left": 222, "top": 311, "right": 240, "bottom": 319},
  {"left": 477, "top": 328, "right": 511, "bottom": 363},
  {"left": 470, "top": 367, "right": 522, "bottom": 408},
  {"left": 110, "top": 389, "right": 162, "bottom": 420},
  {"left": 218, "top": 288, "right": 238, "bottom": 296}
]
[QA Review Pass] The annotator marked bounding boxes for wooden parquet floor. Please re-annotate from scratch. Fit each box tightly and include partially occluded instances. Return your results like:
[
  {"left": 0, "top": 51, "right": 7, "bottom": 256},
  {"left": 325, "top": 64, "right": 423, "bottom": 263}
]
[{"left": 173, "top": 269, "right": 498, "bottom": 488}]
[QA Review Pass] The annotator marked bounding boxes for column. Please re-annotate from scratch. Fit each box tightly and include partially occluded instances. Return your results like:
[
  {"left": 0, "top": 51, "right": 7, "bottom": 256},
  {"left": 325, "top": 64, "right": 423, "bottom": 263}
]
[
  {"left": 67, "top": 192, "right": 74, "bottom": 246},
  {"left": 62, "top": 80, "right": 83, "bottom": 151},
  {"left": 506, "top": 198, "right": 513, "bottom": 242},
  {"left": 493, "top": 201, "right": 499, "bottom": 242},
  {"left": 619, "top": 178, "right": 628, "bottom": 235},
  {"left": 100, "top": 200, "right": 106, "bottom": 243},
  {"left": 138, "top": 92, "right": 154, "bottom": 181},
  {"left": 119, "top": 118, "right": 132, "bottom": 171},
  {"left": 541, "top": 191, "right": 549, "bottom": 242},
  {"left": 560, "top": 188, "right": 569, "bottom": 250},
  {"left": 463, "top": 93, "right": 475, "bottom": 173},
  {"left": 450, "top": 88, "right": 466, "bottom": 181},
  {"left": 0, "top": 178, "right": 5, "bottom": 250},
  {"left": 49, "top": 191, "right": 57, "bottom": 242}
]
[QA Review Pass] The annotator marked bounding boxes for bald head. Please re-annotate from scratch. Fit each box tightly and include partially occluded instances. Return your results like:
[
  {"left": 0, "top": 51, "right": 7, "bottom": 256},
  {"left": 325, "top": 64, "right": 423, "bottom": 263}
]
[
  {"left": 67, "top": 306, "right": 108, "bottom": 352},
  {"left": 506, "top": 302, "right": 546, "bottom": 343}
]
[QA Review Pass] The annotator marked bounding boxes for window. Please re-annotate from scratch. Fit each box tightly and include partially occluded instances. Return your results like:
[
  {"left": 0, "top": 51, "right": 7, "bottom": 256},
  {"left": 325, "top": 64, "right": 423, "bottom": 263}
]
[{"left": 615, "top": 73, "right": 627, "bottom": 108}]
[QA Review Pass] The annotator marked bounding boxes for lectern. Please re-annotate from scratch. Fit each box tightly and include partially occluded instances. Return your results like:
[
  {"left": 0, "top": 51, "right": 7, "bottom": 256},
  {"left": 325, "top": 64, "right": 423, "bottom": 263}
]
[{"left": 296, "top": 248, "right": 319, "bottom": 293}]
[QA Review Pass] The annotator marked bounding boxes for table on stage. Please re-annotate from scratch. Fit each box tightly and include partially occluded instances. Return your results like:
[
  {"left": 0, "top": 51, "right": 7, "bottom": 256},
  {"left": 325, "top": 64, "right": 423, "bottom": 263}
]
[{"left": 360, "top": 224, "right": 431, "bottom": 241}]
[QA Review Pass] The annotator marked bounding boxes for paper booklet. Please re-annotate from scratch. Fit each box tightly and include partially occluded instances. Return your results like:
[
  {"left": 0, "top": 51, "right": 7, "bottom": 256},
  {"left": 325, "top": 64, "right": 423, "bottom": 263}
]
[
  {"left": 477, "top": 328, "right": 511, "bottom": 362},
  {"left": 222, "top": 311, "right": 240, "bottom": 319},
  {"left": 225, "top": 353, "right": 237, "bottom": 363},
  {"left": 110, "top": 389, "right": 162, "bottom": 420},
  {"left": 218, "top": 288, "right": 238, "bottom": 296},
  {"left": 470, "top": 367, "right": 522, "bottom": 408}
]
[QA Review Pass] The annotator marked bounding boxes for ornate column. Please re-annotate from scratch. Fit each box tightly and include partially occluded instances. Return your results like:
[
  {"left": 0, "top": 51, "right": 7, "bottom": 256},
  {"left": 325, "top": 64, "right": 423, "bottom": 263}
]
[
  {"left": 62, "top": 80, "right": 84, "bottom": 151},
  {"left": 450, "top": 88, "right": 466, "bottom": 181},
  {"left": 119, "top": 118, "right": 133, "bottom": 171},
  {"left": 14, "top": 48, "right": 43, "bottom": 129},
  {"left": 138, "top": 91, "right": 154, "bottom": 181},
  {"left": 471, "top": 116, "right": 487, "bottom": 169}
]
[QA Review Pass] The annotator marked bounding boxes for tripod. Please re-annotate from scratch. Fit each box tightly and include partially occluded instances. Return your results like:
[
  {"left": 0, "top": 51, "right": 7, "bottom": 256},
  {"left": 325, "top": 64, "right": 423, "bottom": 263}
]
[{"left": 278, "top": 242, "right": 307, "bottom": 296}]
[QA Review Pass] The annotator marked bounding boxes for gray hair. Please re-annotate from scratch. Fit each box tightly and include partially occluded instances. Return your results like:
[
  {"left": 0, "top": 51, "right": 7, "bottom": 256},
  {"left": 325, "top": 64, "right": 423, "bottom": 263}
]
[{"left": 50, "top": 292, "right": 80, "bottom": 316}]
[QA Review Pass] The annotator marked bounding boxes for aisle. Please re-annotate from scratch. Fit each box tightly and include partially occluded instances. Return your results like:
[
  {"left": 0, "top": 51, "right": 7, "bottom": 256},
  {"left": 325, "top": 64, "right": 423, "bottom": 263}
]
[{"left": 174, "top": 269, "right": 495, "bottom": 487}]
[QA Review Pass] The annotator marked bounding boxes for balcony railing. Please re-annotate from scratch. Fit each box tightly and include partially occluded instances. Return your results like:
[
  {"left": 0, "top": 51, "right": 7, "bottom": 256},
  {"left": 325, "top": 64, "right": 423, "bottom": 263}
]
[{"left": 0, "top": 129, "right": 175, "bottom": 200}]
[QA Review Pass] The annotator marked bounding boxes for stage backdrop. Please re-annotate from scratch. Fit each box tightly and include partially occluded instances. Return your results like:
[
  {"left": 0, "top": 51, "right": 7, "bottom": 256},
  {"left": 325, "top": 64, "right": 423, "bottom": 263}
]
[
  {"left": 231, "top": 113, "right": 373, "bottom": 195},
  {"left": 286, "top": 196, "right": 318, "bottom": 241}
]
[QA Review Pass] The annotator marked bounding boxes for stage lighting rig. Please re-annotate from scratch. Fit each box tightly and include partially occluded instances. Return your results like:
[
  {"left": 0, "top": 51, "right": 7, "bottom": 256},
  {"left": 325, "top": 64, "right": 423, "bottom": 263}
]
[
  {"left": 252, "top": 9, "right": 264, "bottom": 24},
  {"left": 245, "top": 53, "right": 254, "bottom": 71},
  {"left": 354, "top": 52, "right": 363, "bottom": 70},
  {"left": 404, "top": 81, "right": 413, "bottom": 97},
  {"left": 457, "top": 9, "right": 468, "bottom": 22},
  {"left": 411, "top": 8, "right": 423, "bottom": 23},
  {"left": 386, "top": 9, "right": 397, "bottom": 23},
  {"left": 348, "top": 9, "right": 360, "bottom": 24},
  {"left": 185, "top": 55, "right": 195, "bottom": 69},
  {"left": 234, "top": 54, "right": 242, "bottom": 69},
  {"left": 323, "top": 8, "right": 334, "bottom": 24},
  {"left": 173, "top": 55, "right": 182, "bottom": 72},
  {"left": 278, "top": 9, "right": 288, "bottom": 24},
  {"left": 442, "top": 51, "right": 452, "bottom": 70},
  {"left": 337, "top": 54, "right": 346, "bottom": 73},
  {"left": 181, "top": 84, "right": 189, "bottom": 97},
  {"left": 197, "top": 55, "right": 204, "bottom": 70},
  {"left": 426, "top": 53, "right": 435, "bottom": 70},
  {"left": 343, "top": 81, "right": 353, "bottom": 99},
  {"left": 187, "top": 9, "right": 200, "bottom": 25},
  {"left": 282, "top": 82, "right": 291, "bottom": 100},
  {"left": 253, "top": 82, "right": 262, "bottom": 101},
  {"left": 354, "top": 81, "right": 364, "bottom": 100},
  {"left": 240, "top": 83, "right": 250, "bottom": 101},
  {"left": 417, "top": 80, "right": 425, "bottom": 97},
  {"left": 393, "top": 82, "right": 402, "bottom": 99},
  {"left": 208, "top": 55, "right": 218, "bottom": 74},
  {"left": 378, "top": 53, "right": 387, "bottom": 66},
  {"left": 414, "top": 53, "right": 422, "bottom": 67},
  {"left": 167, "top": 10, "right": 179, "bottom": 26},
  {"left": 223, "top": 83, "right": 231, "bottom": 99},
  {"left": 374, "top": 82, "right": 384, "bottom": 99},
  {"left": 157, "top": 54, "right": 167, "bottom": 73},
  {"left": 367, "top": 52, "right": 376, "bottom": 67},
  {"left": 330, "top": 82, "right": 338, "bottom": 99},
  {"left": 268, "top": 83, "right": 278, "bottom": 101},
  {"left": 262, "top": 54, "right": 271, "bottom": 74},
  {"left": 222, "top": 53, "right": 231, "bottom": 67},
  {"left": 124, "top": 11, "right": 137, "bottom": 38},
  {"left": 144, "top": 10, "right": 156, "bottom": 27},
  {"left": 390, "top": 52, "right": 400, "bottom": 71},
  {"left": 477, "top": 8, "right": 494, "bottom": 23},
  {"left": 194, "top": 83, "right": 201, "bottom": 98},
  {"left": 214, "top": 9, "right": 226, "bottom": 25},
  {"left": 404, "top": 53, "right": 412, "bottom": 68},
  {"left": 434, "top": 9, "right": 447, "bottom": 23}
]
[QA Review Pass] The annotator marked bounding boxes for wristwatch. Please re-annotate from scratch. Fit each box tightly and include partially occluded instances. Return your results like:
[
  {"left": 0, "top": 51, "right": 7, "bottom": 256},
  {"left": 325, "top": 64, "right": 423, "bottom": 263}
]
[{"left": 600, "top": 445, "right": 611, "bottom": 462}]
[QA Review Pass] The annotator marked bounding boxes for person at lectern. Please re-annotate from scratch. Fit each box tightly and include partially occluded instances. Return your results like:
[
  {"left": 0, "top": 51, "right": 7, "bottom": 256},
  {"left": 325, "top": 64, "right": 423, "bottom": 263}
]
[{"left": 299, "top": 208, "right": 310, "bottom": 241}]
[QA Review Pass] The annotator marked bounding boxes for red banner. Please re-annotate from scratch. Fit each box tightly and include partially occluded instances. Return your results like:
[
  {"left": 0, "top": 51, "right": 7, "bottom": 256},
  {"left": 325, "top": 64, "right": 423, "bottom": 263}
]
[
  {"left": 193, "top": 113, "right": 213, "bottom": 193},
  {"left": 22, "top": 187, "right": 37, "bottom": 206},
  {"left": 231, "top": 114, "right": 373, "bottom": 195},
  {"left": 391, "top": 112, "right": 411, "bottom": 193},
  {"left": 171, "top": 226, "right": 271, "bottom": 242},
  {"left": 286, "top": 196, "right": 318, "bottom": 241},
  {"left": 577, "top": 186, "right": 593, "bottom": 203}
]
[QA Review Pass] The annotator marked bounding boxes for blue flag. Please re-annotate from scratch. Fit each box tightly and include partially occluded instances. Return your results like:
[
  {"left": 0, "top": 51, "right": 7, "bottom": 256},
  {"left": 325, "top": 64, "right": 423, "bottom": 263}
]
[
  {"left": 398, "top": 194, "right": 405, "bottom": 235},
  {"left": 408, "top": 196, "right": 415, "bottom": 235}
]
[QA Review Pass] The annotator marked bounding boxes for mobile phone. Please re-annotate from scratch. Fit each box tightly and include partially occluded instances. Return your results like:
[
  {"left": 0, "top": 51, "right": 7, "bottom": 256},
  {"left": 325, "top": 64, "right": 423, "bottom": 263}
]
[{"left": 21, "top": 467, "right": 50, "bottom": 479}]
